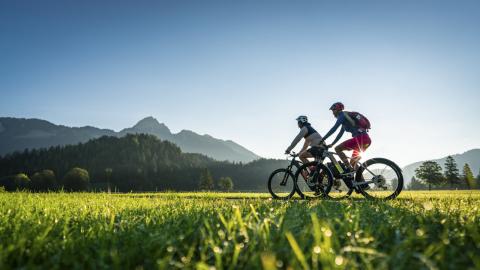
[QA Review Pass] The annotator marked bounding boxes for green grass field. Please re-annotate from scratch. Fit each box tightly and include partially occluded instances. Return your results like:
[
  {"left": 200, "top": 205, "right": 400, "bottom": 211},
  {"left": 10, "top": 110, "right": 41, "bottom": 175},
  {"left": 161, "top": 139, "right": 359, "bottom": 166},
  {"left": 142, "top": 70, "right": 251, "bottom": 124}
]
[{"left": 0, "top": 191, "right": 479, "bottom": 269}]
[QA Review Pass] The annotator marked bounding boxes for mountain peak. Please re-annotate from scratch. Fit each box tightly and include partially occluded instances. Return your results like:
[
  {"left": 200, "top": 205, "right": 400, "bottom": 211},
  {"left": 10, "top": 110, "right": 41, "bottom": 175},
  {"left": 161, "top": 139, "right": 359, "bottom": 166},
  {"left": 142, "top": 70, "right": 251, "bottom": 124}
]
[
  {"left": 123, "top": 117, "right": 172, "bottom": 138},
  {"left": 134, "top": 116, "right": 162, "bottom": 128}
]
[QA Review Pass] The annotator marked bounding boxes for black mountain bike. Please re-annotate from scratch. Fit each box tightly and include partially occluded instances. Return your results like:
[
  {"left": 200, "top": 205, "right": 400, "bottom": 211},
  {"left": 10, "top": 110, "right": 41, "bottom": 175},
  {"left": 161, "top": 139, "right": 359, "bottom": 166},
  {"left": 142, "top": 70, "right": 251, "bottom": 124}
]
[
  {"left": 267, "top": 152, "right": 302, "bottom": 199},
  {"left": 267, "top": 152, "right": 333, "bottom": 199},
  {"left": 294, "top": 146, "right": 403, "bottom": 200}
]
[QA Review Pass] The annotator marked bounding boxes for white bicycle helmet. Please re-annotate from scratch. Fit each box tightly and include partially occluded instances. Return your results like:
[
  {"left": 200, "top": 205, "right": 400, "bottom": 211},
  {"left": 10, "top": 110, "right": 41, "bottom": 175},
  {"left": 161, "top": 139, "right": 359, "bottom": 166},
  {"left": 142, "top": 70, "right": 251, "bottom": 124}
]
[{"left": 296, "top": 115, "right": 308, "bottom": 123}]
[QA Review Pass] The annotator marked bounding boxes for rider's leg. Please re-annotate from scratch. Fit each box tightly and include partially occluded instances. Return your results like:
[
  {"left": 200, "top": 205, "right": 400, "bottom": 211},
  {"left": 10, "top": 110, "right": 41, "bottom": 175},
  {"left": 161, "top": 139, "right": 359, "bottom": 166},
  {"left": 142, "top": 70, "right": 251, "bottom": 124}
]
[
  {"left": 299, "top": 151, "right": 314, "bottom": 179},
  {"left": 299, "top": 151, "right": 313, "bottom": 165},
  {"left": 350, "top": 152, "right": 361, "bottom": 169},
  {"left": 350, "top": 134, "right": 371, "bottom": 169},
  {"left": 334, "top": 144, "right": 352, "bottom": 170}
]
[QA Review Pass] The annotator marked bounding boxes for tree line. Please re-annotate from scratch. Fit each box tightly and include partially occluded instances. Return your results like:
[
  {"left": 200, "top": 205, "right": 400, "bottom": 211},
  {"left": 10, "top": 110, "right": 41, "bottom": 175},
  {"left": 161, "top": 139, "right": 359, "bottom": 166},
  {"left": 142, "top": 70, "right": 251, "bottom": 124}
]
[
  {"left": 0, "top": 134, "right": 286, "bottom": 192},
  {"left": 0, "top": 168, "right": 90, "bottom": 192},
  {"left": 409, "top": 156, "right": 480, "bottom": 190}
]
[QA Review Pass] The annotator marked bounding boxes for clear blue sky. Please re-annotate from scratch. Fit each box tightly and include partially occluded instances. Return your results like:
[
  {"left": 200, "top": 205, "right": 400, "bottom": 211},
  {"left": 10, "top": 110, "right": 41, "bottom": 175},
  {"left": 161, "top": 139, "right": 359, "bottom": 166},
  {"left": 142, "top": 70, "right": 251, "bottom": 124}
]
[{"left": 1, "top": 0, "right": 479, "bottom": 166}]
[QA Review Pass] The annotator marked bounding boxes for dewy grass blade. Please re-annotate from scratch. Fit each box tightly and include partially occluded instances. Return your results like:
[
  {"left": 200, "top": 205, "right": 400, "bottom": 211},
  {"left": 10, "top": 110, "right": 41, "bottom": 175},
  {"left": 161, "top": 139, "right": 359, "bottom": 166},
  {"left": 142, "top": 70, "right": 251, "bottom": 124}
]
[
  {"left": 285, "top": 231, "right": 310, "bottom": 270},
  {"left": 0, "top": 191, "right": 479, "bottom": 268}
]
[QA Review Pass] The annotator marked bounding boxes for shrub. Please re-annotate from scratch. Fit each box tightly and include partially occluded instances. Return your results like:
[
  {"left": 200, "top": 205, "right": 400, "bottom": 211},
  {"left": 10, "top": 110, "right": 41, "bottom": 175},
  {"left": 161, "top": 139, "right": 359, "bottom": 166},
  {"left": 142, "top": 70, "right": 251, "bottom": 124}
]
[
  {"left": 63, "top": 168, "right": 90, "bottom": 191},
  {"left": 13, "top": 173, "right": 30, "bottom": 190},
  {"left": 31, "top": 170, "right": 57, "bottom": 191},
  {"left": 218, "top": 177, "right": 234, "bottom": 191},
  {"left": 0, "top": 173, "right": 30, "bottom": 191}
]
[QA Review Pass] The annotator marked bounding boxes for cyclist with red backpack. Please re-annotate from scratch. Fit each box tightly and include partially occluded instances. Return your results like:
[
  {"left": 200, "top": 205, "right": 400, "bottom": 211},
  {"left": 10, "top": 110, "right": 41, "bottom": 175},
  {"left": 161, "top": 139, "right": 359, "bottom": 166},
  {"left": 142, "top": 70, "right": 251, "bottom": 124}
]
[{"left": 320, "top": 102, "right": 371, "bottom": 171}]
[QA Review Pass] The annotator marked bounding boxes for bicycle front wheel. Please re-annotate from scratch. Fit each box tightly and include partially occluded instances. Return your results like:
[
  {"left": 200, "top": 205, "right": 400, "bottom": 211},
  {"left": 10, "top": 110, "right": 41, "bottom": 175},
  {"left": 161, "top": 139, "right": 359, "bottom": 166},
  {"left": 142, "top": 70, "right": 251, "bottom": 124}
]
[
  {"left": 268, "top": 169, "right": 296, "bottom": 200},
  {"left": 355, "top": 158, "right": 403, "bottom": 200},
  {"left": 294, "top": 162, "right": 333, "bottom": 199}
]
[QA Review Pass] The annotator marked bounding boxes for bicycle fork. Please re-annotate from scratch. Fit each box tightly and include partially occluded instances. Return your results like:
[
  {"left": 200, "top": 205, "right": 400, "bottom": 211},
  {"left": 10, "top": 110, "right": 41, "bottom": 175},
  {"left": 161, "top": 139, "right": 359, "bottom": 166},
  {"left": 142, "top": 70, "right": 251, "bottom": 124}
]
[{"left": 280, "top": 168, "right": 291, "bottom": 186}]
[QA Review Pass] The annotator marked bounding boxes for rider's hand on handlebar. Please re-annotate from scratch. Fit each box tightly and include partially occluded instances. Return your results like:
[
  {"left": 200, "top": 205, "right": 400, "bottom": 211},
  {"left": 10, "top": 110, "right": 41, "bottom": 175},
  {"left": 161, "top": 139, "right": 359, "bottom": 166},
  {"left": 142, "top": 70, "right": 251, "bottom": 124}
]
[
  {"left": 319, "top": 140, "right": 329, "bottom": 149},
  {"left": 284, "top": 150, "right": 290, "bottom": 155}
]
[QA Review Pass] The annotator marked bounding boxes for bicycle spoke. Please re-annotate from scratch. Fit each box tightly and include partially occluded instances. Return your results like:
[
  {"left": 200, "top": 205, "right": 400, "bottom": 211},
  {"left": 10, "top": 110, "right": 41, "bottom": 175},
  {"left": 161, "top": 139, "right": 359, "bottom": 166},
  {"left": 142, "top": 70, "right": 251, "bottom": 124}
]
[
  {"left": 357, "top": 158, "right": 403, "bottom": 200},
  {"left": 380, "top": 165, "right": 388, "bottom": 176}
]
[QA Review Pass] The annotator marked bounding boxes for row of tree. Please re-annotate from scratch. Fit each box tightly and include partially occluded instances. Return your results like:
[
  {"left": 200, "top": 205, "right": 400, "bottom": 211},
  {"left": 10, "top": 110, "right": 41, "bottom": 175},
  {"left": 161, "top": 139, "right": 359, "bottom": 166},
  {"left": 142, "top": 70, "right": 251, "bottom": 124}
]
[
  {"left": 198, "top": 169, "right": 234, "bottom": 191},
  {"left": 0, "top": 166, "right": 236, "bottom": 193},
  {"left": 0, "top": 168, "right": 90, "bottom": 192},
  {"left": 0, "top": 134, "right": 286, "bottom": 192},
  {"left": 410, "top": 156, "right": 480, "bottom": 190}
]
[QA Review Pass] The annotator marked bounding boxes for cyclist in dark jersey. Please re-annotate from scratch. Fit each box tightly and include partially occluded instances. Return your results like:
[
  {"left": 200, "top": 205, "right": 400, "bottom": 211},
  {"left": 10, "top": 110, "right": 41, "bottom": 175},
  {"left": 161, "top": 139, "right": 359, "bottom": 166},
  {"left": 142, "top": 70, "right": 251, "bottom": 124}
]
[
  {"left": 320, "top": 102, "right": 371, "bottom": 171},
  {"left": 285, "top": 115, "right": 324, "bottom": 164}
]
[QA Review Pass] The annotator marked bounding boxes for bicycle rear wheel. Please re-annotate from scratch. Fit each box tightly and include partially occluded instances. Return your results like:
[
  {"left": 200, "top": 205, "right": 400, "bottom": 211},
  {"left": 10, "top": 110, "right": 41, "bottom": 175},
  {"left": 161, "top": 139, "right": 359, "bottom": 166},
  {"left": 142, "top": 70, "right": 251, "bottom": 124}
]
[
  {"left": 268, "top": 169, "right": 296, "bottom": 199},
  {"left": 355, "top": 158, "right": 403, "bottom": 200},
  {"left": 294, "top": 162, "right": 333, "bottom": 199}
]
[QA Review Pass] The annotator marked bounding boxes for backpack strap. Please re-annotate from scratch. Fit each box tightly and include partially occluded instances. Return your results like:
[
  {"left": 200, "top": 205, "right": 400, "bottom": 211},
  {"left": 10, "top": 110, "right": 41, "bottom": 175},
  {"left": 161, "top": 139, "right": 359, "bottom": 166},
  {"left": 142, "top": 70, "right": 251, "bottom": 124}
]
[{"left": 343, "top": 111, "right": 356, "bottom": 127}]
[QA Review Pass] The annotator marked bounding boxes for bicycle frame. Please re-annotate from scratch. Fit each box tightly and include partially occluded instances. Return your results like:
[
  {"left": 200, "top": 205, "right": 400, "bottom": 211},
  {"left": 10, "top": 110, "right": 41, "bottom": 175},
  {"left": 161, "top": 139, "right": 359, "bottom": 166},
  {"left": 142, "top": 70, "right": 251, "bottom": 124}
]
[
  {"left": 289, "top": 147, "right": 403, "bottom": 200},
  {"left": 280, "top": 153, "right": 303, "bottom": 185},
  {"left": 316, "top": 149, "right": 379, "bottom": 187}
]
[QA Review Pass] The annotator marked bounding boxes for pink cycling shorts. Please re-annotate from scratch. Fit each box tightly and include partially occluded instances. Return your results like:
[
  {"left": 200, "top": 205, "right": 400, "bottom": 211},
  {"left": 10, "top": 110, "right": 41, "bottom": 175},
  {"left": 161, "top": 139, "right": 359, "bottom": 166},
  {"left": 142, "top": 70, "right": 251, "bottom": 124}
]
[{"left": 341, "top": 133, "right": 371, "bottom": 158}]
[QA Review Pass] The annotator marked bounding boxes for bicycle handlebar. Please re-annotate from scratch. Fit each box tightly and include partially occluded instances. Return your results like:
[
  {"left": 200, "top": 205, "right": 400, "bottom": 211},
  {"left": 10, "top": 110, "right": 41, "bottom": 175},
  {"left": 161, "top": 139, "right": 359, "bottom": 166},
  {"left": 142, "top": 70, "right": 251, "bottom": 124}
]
[{"left": 285, "top": 152, "right": 299, "bottom": 158}]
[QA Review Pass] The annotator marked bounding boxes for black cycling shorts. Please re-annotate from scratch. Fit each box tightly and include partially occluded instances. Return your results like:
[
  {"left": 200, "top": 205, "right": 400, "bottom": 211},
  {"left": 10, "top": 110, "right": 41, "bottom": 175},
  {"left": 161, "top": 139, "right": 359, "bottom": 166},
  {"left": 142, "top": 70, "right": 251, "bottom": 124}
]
[{"left": 307, "top": 146, "right": 324, "bottom": 157}]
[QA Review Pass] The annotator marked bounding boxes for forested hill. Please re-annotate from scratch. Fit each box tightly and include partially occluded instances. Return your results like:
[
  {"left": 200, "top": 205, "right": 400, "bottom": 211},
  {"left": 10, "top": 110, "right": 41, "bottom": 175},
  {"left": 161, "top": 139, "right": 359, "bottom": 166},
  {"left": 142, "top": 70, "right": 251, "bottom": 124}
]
[
  {"left": 0, "top": 134, "right": 286, "bottom": 191},
  {"left": 0, "top": 117, "right": 260, "bottom": 163}
]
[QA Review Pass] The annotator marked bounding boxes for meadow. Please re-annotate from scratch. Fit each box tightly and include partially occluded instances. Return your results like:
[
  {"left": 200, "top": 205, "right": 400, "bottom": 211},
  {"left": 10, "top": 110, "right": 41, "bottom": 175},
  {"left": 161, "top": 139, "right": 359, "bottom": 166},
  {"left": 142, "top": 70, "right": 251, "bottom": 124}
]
[{"left": 0, "top": 191, "right": 479, "bottom": 269}]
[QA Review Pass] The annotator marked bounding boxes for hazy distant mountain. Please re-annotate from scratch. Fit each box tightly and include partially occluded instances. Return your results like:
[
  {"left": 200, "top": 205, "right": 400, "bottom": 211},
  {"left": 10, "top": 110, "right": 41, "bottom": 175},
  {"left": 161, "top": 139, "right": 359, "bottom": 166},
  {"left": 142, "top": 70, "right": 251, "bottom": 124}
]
[
  {"left": 0, "top": 117, "right": 116, "bottom": 155},
  {"left": 118, "top": 117, "right": 261, "bottom": 163},
  {"left": 402, "top": 149, "right": 480, "bottom": 184},
  {"left": 119, "top": 117, "right": 174, "bottom": 141},
  {"left": 0, "top": 117, "right": 261, "bottom": 163}
]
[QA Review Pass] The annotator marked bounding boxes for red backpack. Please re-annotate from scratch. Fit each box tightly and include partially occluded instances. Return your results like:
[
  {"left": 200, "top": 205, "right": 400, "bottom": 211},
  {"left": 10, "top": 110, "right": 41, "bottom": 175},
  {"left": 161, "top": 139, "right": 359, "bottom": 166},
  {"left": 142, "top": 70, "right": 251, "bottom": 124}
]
[{"left": 345, "top": 111, "right": 371, "bottom": 130}]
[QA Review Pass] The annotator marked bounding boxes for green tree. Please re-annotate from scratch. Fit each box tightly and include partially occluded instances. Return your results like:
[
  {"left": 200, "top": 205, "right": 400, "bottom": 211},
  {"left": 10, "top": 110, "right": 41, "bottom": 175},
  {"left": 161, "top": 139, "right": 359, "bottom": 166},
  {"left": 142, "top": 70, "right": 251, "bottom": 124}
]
[
  {"left": 444, "top": 156, "right": 461, "bottom": 188},
  {"left": 63, "top": 168, "right": 90, "bottom": 191},
  {"left": 31, "top": 170, "right": 57, "bottom": 191},
  {"left": 13, "top": 173, "right": 31, "bottom": 190},
  {"left": 415, "top": 161, "right": 444, "bottom": 190},
  {"left": 218, "top": 176, "right": 234, "bottom": 191},
  {"left": 406, "top": 176, "right": 427, "bottom": 190},
  {"left": 477, "top": 169, "right": 480, "bottom": 189},
  {"left": 462, "top": 163, "right": 475, "bottom": 189},
  {"left": 0, "top": 173, "right": 30, "bottom": 191},
  {"left": 198, "top": 168, "right": 214, "bottom": 190}
]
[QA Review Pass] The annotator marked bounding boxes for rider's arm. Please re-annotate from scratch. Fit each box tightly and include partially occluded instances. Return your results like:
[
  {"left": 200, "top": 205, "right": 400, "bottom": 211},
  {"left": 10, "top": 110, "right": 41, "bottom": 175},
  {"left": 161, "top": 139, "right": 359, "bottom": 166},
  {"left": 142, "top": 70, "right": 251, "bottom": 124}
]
[
  {"left": 322, "top": 113, "right": 345, "bottom": 141},
  {"left": 286, "top": 127, "right": 307, "bottom": 152},
  {"left": 331, "top": 127, "right": 345, "bottom": 146}
]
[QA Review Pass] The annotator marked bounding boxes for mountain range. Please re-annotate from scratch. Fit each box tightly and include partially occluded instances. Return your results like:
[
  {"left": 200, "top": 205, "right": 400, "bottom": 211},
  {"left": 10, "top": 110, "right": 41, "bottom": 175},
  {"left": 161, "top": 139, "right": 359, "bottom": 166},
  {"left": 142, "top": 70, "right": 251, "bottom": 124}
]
[
  {"left": 0, "top": 117, "right": 261, "bottom": 163},
  {"left": 1, "top": 116, "right": 478, "bottom": 183},
  {"left": 402, "top": 149, "right": 480, "bottom": 184}
]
